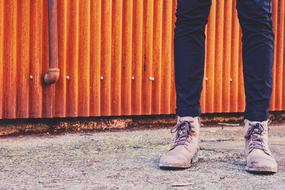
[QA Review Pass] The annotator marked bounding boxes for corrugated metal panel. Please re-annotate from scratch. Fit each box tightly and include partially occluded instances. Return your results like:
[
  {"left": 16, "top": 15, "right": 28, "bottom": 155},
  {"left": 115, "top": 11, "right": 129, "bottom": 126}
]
[{"left": 0, "top": 0, "right": 284, "bottom": 119}]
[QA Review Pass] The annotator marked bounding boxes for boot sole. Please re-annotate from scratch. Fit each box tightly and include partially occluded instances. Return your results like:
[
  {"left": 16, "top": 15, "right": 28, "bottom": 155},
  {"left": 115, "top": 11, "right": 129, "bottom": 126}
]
[
  {"left": 159, "top": 151, "right": 199, "bottom": 170},
  {"left": 245, "top": 166, "right": 277, "bottom": 175}
]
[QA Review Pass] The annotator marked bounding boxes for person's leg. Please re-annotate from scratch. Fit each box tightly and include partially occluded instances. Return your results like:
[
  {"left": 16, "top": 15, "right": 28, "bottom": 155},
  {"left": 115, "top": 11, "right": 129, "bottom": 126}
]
[
  {"left": 175, "top": 0, "right": 212, "bottom": 118},
  {"left": 237, "top": 0, "right": 274, "bottom": 122},
  {"left": 159, "top": 0, "right": 212, "bottom": 169},
  {"left": 237, "top": 0, "right": 277, "bottom": 174}
]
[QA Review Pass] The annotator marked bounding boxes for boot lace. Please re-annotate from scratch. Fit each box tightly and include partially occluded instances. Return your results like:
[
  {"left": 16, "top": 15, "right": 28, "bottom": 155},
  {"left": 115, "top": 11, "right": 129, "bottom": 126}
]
[
  {"left": 245, "top": 123, "right": 266, "bottom": 153},
  {"left": 170, "top": 121, "right": 192, "bottom": 148}
]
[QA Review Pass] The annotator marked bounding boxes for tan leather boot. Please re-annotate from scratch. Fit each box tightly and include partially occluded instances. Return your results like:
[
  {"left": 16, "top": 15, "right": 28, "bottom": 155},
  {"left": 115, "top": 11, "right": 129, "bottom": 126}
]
[
  {"left": 244, "top": 119, "right": 278, "bottom": 174},
  {"left": 159, "top": 117, "right": 200, "bottom": 169}
]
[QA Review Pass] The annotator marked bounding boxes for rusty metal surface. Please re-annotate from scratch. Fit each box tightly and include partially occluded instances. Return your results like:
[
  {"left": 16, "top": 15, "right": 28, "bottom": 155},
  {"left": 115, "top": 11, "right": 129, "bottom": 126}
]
[{"left": 0, "top": 0, "right": 284, "bottom": 119}]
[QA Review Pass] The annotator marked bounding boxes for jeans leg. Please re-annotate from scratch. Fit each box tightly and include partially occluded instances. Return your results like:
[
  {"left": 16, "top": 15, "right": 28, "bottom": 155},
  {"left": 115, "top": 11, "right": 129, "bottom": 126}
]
[
  {"left": 175, "top": 0, "right": 212, "bottom": 117},
  {"left": 237, "top": 0, "right": 274, "bottom": 121}
]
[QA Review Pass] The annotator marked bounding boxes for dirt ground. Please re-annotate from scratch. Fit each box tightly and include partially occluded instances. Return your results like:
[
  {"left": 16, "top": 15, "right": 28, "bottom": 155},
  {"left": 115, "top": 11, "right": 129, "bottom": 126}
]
[{"left": 0, "top": 123, "right": 284, "bottom": 190}]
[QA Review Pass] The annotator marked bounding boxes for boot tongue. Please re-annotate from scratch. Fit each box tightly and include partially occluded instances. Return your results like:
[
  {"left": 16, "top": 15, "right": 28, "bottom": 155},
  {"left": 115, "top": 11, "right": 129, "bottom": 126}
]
[
  {"left": 171, "top": 121, "right": 191, "bottom": 147},
  {"left": 178, "top": 125, "right": 189, "bottom": 137},
  {"left": 245, "top": 123, "right": 263, "bottom": 139},
  {"left": 244, "top": 119, "right": 268, "bottom": 136},
  {"left": 246, "top": 123, "right": 268, "bottom": 154}
]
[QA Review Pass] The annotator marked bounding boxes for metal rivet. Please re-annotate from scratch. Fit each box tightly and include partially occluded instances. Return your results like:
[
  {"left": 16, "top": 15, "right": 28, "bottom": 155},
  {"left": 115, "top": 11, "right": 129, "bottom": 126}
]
[
  {"left": 29, "top": 75, "right": 33, "bottom": 80},
  {"left": 131, "top": 76, "right": 135, "bottom": 80},
  {"left": 230, "top": 78, "right": 233, "bottom": 82},
  {"left": 100, "top": 76, "right": 104, "bottom": 80},
  {"left": 205, "top": 77, "right": 208, "bottom": 81},
  {"left": 66, "top": 75, "right": 70, "bottom": 80},
  {"left": 149, "top": 76, "right": 155, "bottom": 81}
]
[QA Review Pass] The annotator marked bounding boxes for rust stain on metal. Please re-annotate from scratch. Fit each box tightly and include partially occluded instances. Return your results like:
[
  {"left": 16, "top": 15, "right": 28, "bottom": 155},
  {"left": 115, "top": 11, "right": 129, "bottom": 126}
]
[{"left": 0, "top": 0, "right": 284, "bottom": 119}]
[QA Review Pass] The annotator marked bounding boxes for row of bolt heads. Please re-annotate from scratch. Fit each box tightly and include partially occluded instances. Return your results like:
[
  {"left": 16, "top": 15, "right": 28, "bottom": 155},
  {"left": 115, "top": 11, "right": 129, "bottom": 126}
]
[
  {"left": 29, "top": 75, "right": 153, "bottom": 81},
  {"left": 29, "top": 75, "right": 234, "bottom": 82}
]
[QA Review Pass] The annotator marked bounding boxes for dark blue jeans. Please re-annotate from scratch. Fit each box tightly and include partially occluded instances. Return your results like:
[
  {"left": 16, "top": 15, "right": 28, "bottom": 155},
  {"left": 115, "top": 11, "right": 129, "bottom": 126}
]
[{"left": 175, "top": 0, "right": 274, "bottom": 121}]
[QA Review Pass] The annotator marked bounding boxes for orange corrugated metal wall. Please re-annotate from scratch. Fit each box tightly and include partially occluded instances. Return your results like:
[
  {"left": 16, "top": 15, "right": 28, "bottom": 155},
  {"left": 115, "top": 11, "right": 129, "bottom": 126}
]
[{"left": 0, "top": 0, "right": 284, "bottom": 119}]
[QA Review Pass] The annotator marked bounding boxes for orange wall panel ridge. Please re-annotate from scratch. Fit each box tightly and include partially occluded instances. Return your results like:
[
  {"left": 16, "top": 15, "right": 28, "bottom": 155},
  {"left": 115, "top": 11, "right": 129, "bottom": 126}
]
[{"left": 0, "top": 0, "right": 284, "bottom": 119}]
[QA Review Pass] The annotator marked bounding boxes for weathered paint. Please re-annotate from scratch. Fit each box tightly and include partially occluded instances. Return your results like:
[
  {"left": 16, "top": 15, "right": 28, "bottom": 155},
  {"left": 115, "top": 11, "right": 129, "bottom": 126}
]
[{"left": 0, "top": 0, "right": 284, "bottom": 119}]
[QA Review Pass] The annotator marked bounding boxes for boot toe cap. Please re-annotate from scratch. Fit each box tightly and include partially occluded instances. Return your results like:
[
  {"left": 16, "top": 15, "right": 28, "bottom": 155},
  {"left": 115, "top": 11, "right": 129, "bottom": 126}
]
[
  {"left": 246, "top": 155, "right": 278, "bottom": 173},
  {"left": 159, "top": 154, "right": 190, "bottom": 169}
]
